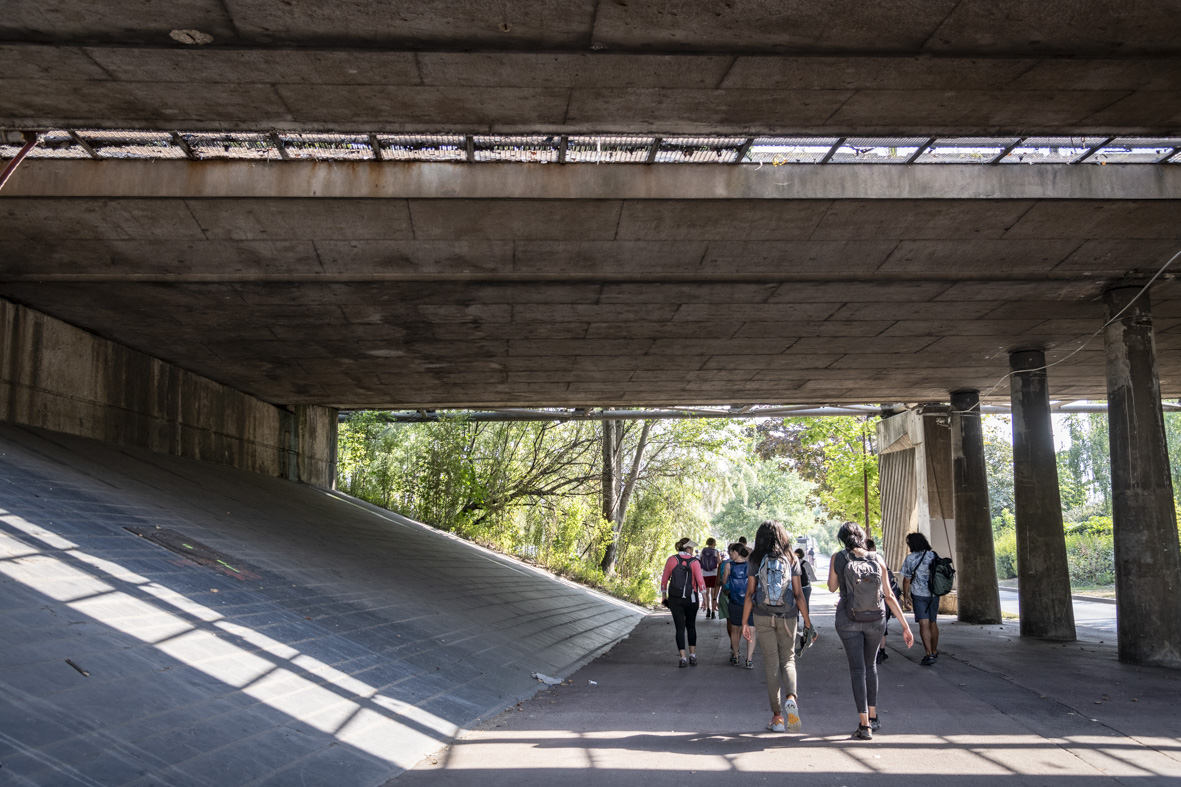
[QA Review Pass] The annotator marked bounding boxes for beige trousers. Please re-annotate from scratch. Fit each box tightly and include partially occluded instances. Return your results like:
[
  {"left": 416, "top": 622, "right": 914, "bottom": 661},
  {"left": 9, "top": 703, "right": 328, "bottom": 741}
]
[{"left": 753, "top": 612, "right": 798, "bottom": 715}]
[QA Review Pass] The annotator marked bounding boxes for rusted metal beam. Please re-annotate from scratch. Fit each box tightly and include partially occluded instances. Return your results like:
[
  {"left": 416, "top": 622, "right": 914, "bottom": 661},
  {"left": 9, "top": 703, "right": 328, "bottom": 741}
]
[{"left": 0, "top": 132, "right": 39, "bottom": 192}]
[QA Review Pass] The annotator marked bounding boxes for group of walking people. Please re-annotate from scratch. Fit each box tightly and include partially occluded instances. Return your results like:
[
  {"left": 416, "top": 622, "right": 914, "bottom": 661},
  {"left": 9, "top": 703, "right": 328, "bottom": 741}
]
[{"left": 660, "top": 520, "right": 921, "bottom": 740}]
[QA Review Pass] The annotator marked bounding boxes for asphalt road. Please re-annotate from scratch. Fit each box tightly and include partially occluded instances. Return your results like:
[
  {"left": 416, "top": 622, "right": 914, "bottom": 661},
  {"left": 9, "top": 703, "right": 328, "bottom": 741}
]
[
  {"left": 398, "top": 580, "right": 1179, "bottom": 786},
  {"left": 999, "top": 587, "right": 1117, "bottom": 633}
]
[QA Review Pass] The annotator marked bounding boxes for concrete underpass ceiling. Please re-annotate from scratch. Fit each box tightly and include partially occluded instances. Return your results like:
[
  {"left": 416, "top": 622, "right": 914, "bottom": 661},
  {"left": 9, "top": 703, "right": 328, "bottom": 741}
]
[
  {"left": 3, "top": 2, "right": 1181, "bottom": 134},
  {"left": 5, "top": 164, "right": 1181, "bottom": 408},
  {"left": 4, "top": 2, "right": 1181, "bottom": 409}
]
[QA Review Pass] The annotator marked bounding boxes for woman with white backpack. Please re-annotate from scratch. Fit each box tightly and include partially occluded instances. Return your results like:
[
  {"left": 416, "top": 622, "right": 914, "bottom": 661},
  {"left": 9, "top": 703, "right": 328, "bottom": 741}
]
[
  {"left": 828, "top": 521, "right": 915, "bottom": 740},
  {"left": 741, "top": 521, "right": 816, "bottom": 734}
]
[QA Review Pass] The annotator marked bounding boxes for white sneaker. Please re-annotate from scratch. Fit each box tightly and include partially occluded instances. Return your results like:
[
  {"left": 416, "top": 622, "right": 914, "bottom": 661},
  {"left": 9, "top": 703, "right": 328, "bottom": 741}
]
[{"left": 784, "top": 698, "right": 802, "bottom": 732}]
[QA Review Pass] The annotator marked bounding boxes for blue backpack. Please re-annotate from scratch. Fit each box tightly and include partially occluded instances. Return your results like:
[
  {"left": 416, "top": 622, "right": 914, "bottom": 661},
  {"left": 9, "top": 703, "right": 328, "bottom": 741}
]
[{"left": 726, "top": 561, "right": 749, "bottom": 604}]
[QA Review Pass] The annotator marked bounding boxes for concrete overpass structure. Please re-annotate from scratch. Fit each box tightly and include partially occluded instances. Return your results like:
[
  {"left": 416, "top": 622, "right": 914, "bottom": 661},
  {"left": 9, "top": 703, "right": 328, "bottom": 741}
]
[{"left": 2, "top": 1, "right": 1181, "bottom": 781}]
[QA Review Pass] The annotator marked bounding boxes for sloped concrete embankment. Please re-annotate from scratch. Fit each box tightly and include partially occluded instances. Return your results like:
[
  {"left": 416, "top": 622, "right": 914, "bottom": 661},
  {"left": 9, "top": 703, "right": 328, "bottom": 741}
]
[{"left": 0, "top": 423, "right": 644, "bottom": 786}]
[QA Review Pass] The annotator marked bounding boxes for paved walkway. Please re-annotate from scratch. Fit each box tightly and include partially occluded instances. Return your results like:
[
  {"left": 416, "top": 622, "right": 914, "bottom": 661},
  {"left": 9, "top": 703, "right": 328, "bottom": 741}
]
[{"left": 399, "top": 584, "right": 1181, "bottom": 786}]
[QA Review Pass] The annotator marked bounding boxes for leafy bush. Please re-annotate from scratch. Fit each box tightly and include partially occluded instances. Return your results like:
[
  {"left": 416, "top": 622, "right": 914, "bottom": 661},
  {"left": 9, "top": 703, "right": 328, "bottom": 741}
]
[
  {"left": 1065, "top": 515, "right": 1113, "bottom": 536},
  {"left": 546, "top": 559, "right": 659, "bottom": 607},
  {"left": 1064, "top": 530, "right": 1115, "bottom": 586},
  {"left": 994, "top": 529, "right": 1018, "bottom": 579},
  {"left": 994, "top": 516, "right": 1115, "bottom": 587}
]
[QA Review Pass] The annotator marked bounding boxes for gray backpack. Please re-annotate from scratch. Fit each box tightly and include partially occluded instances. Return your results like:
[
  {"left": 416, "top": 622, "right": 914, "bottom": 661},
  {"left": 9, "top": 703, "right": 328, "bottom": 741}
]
[
  {"left": 756, "top": 555, "right": 795, "bottom": 616},
  {"left": 841, "top": 550, "right": 885, "bottom": 623}
]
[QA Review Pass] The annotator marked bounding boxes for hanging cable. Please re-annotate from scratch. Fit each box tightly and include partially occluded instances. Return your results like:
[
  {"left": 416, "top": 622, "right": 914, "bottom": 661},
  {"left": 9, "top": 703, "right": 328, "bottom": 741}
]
[{"left": 949, "top": 246, "right": 1181, "bottom": 416}]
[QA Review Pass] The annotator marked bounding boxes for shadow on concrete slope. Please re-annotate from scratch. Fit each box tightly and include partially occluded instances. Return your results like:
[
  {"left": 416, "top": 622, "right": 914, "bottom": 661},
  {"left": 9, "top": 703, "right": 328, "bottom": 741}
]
[{"left": 0, "top": 423, "right": 643, "bottom": 786}]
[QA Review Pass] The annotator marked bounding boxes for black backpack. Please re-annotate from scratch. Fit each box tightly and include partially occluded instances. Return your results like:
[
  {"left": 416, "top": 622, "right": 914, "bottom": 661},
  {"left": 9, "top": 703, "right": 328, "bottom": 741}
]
[
  {"left": 925, "top": 550, "right": 956, "bottom": 597},
  {"left": 668, "top": 555, "right": 698, "bottom": 599}
]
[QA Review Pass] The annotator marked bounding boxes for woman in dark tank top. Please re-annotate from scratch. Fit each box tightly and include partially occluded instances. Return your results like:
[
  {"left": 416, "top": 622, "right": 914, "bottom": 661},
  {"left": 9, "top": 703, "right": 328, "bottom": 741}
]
[{"left": 827, "top": 521, "right": 914, "bottom": 740}]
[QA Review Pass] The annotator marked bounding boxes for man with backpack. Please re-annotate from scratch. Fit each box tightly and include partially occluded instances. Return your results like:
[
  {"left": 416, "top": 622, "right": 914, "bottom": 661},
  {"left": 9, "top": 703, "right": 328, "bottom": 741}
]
[
  {"left": 900, "top": 532, "right": 947, "bottom": 666},
  {"left": 660, "top": 537, "right": 706, "bottom": 668},
  {"left": 699, "top": 538, "right": 722, "bottom": 619}
]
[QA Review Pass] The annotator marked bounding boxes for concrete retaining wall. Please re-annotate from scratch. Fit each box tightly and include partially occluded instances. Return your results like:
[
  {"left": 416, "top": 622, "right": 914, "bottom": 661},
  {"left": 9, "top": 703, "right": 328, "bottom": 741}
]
[{"left": 0, "top": 297, "right": 336, "bottom": 487}]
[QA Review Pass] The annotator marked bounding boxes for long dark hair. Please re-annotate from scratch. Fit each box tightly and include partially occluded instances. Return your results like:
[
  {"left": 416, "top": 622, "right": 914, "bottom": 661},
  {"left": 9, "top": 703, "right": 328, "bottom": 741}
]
[
  {"left": 906, "top": 532, "right": 932, "bottom": 553},
  {"left": 749, "top": 520, "right": 795, "bottom": 569},
  {"left": 837, "top": 521, "right": 866, "bottom": 551}
]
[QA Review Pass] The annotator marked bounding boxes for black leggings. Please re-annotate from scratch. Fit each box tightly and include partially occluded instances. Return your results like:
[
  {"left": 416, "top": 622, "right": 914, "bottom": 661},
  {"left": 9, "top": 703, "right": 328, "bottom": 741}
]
[
  {"left": 837, "top": 621, "right": 886, "bottom": 714},
  {"left": 668, "top": 596, "right": 699, "bottom": 651}
]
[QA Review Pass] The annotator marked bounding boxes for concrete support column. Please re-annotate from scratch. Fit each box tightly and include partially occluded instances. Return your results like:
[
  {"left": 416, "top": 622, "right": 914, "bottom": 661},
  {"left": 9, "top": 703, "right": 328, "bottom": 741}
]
[
  {"left": 1009, "top": 349, "right": 1076, "bottom": 641},
  {"left": 1104, "top": 286, "right": 1181, "bottom": 666},
  {"left": 950, "top": 390, "right": 1002, "bottom": 624}
]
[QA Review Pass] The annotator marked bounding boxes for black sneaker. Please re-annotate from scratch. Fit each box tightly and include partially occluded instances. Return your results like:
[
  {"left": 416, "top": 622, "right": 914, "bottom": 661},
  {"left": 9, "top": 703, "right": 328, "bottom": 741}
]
[
  {"left": 869, "top": 716, "right": 881, "bottom": 731},
  {"left": 853, "top": 725, "right": 873, "bottom": 740},
  {"left": 876, "top": 649, "right": 888, "bottom": 663},
  {"left": 679, "top": 657, "right": 688, "bottom": 668},
  {"left": 921, "top": 654, "right": 934, "bottom": 666},
  {"left": 688, "top": 654, "right": 698, "bottom": 666}
]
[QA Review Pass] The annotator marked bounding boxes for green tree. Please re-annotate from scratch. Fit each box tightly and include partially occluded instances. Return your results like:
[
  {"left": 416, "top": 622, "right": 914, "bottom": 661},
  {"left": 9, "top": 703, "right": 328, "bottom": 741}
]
[
  {"left": 337, "top": 412, "right": 745, "bottom": 606},
  {"left": 1162, "top": 410, "right": 1181, "bottom": 508},
  {"left": 755, "top": 416, "right": 880, "bottom": 534},
  {"left": 711, "top": 459, "right": 812, "bottom": 540},
  {"left": 599, "top": 418, "right": 742, "bottom": 574},
  {"left": 1055, "top": 413, "right": 1111, "bottom": 521},
  {"left": 982, "top": 415, "right": 1015, "bottom": 519}
]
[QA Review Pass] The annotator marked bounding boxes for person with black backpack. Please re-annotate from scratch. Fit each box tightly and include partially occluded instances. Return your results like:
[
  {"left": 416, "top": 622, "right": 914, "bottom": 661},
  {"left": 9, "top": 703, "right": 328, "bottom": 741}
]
[
  {"left": 828, "top": 522, "right": 914, "bottom": 740},
  {"left": 865, "top": 539, "right": 899, "bottom": 664},
  {"left": 900, "top": 532, "right": 947, "bottom": 666},
  {"left": 794, "top": 548, "right": 816, "bottom": 613},
  {"left": 699, "top": 538, "right": 722, "bottom": 619},
  {"left": 660, "top": 537, "right": 706, "bottom": 668},
  {"left": 740, "top": 521, "right": 817, "bottom": 733}
]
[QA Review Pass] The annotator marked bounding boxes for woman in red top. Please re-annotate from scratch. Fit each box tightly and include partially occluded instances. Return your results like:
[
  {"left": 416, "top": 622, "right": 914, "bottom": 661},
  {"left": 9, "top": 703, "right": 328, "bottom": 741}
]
[{"left": 661, "top": 537, "right": 707, "bottom": 668}]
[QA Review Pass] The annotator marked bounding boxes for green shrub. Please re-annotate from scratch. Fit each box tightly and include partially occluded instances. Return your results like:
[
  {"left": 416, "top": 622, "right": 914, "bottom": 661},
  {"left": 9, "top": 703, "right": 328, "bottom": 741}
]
[
  {"left": 994, "top": 529, "right": 1018, "bottom": 579},
  {"left": 1065, "top": 515, "right": 1113, "bottom": 536},
  {"left": 546, "top": 559, "right": 659, "bottom": 607},
  {"left": 1064, "top": 530, "right": 1115, "bottom": 586}
]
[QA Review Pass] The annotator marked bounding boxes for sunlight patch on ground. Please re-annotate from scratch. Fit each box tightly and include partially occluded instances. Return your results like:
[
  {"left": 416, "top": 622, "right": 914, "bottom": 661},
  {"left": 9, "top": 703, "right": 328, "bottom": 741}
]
[{"left": 0, "top": 508, "right": 461, "bottom": 770}]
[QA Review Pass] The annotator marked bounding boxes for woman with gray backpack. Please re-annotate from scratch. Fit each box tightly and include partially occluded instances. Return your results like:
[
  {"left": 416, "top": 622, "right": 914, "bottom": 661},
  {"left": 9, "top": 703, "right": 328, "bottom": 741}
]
[
  {"left": 741, "top": 521, "right": 817, "bottom": 734},
  {"left": 828, "top": 521, "right": 914, "bottom": 740}
]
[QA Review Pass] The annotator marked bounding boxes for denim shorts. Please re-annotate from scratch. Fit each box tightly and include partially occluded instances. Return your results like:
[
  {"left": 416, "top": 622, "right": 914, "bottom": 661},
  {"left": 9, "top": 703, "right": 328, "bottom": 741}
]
[{"left": 911, "top": 593, "right": 939, "bottom": 622}]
